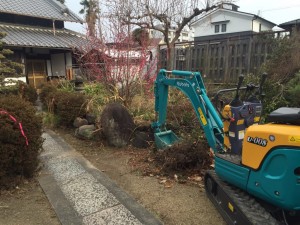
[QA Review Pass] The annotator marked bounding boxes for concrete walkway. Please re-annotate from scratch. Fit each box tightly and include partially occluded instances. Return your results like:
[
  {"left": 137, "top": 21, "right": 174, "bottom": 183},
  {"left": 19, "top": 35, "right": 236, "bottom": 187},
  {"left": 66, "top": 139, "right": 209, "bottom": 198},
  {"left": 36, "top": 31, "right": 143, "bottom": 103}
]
[{"left": 38, "top": 129, "right": 163, "bottom": 225}]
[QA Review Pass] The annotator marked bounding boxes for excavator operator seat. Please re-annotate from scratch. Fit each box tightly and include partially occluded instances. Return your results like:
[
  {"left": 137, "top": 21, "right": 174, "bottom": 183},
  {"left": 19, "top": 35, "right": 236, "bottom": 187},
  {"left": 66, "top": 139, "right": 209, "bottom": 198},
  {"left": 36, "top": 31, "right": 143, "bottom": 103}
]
[{"left": 268, "top": 107, "right": 300, "bottom": 125}]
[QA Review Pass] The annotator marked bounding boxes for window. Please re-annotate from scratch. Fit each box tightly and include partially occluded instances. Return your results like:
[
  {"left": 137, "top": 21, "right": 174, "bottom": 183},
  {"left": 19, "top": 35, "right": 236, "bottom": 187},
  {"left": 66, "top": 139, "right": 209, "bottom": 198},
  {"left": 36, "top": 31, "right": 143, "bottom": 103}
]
[
  {"left": 222, "top": 24, "right": 227, "bottom": 32},
  {"left": 215, "top": 24, "right": 220, "bottom": 33},
  {"left": 259, "top": 23, "right": 262, "bottom": 32}
]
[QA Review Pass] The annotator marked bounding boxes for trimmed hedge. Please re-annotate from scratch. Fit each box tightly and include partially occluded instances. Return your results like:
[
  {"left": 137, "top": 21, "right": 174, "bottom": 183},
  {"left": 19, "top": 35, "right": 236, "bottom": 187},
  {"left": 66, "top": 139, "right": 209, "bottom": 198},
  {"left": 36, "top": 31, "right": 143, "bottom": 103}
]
[
  {"left": 40, "top": 84, "right": 88, "bottom": 127},
  {"left": 0, "top": 82, "right": 37, "bottom": 104},
  {"left": 54, "top": 91, "right": 88, "bottom": 127},
  {"left": 39, "top": 83, "right": 58, "bottom": 106},
  {"left": 20, "top": 83, "right": 38, "bottom": 104},
  {"left": 0, "top": 95, "right": 43, "bottom": 189}
]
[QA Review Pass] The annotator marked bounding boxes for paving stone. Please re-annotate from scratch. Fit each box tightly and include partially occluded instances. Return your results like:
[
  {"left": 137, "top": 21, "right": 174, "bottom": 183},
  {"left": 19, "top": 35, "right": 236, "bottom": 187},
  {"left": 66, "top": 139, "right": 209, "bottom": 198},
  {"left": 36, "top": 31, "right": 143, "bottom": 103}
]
[
  {"left": 46, "top": 158, "right": 86, "bottom": 184},
  {"left": 83, "top": 204, "right": 143, "bottom": 225},
  {"left": 42, "top": 133, "right": 65, "bottom": 154},
  {"left": 61, "top": 173, "right": 119, "bottom": 217},
  {"left": 40, "top": 131, "right": 162, "bottom": 225}
]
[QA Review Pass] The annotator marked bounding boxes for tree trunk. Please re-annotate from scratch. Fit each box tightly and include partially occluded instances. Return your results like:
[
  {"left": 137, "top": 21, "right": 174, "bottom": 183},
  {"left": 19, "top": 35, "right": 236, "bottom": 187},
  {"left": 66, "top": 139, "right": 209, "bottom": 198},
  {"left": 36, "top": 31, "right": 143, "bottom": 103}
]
[{"left": 167, "top": 44, "right": 176, "bottom": 70}]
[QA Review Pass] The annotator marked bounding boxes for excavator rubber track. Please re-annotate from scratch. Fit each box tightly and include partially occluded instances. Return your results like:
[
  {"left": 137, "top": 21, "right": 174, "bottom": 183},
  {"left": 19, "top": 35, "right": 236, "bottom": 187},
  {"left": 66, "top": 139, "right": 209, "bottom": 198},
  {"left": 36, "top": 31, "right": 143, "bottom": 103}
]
[{"left": 205, "top": 170, "right": 281, "bottom": 225}]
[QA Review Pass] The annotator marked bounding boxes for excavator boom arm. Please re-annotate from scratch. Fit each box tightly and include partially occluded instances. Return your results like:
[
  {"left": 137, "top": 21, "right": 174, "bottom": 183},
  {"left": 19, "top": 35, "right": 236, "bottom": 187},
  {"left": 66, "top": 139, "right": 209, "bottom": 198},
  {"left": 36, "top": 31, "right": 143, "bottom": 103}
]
[{"left": 152, "top": 69, "right": 224, "bottom": 151}]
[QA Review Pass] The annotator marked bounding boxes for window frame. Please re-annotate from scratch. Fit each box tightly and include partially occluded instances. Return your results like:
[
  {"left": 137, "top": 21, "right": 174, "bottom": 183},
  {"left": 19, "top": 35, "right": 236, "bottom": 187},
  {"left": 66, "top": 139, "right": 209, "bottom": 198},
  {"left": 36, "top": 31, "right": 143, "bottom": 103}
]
[
  {"left": 221, "top": 24, "right": 227, "bottom": 32},
  {"left": 215, "top": 24, "right": 220, "bottom": 33}
]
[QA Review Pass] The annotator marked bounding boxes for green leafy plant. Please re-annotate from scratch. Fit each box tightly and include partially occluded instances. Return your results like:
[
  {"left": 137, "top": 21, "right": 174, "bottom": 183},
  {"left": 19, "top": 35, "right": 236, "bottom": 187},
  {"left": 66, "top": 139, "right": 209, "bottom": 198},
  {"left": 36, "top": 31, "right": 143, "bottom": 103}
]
[
  {"left": 0, "top": 32, "right": 24, "bottom": 82},
  {"left": 263, "top": 31, "right": 300, "bottom": 83},
  {"left": 285, "top": 72, "right": 300, "bottom": 107},
  {"left": 83, "top": 82, "right": 110, "bottom": 105},
  {"left": 243, "top": 73, "right": 288, "bottom": 119},
  {"left": 56, "top": 79, "right": 75, "bottom": 92},
  {"left": 42, "top": 112, "right": 60, "bottom": 128}
]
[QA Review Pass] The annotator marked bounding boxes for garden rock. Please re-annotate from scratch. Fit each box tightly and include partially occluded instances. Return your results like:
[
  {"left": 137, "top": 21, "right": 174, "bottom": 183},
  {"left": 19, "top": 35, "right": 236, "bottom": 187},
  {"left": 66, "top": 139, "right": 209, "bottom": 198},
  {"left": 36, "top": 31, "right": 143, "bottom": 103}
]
[
  {"left": 100, "top": 103, "right": 135, "bottom": 148},
  {"left": 75, "top": 124, "right": 96, "bottom": 140},
  {"left": 73, "top": 117, "right": 88, "bottom": 128},
  {"left": 131, "top": 131, "right": 153, "bottom": 148},
  {"left": 85, "top": 113, "right": 96, "bottom": 124}
]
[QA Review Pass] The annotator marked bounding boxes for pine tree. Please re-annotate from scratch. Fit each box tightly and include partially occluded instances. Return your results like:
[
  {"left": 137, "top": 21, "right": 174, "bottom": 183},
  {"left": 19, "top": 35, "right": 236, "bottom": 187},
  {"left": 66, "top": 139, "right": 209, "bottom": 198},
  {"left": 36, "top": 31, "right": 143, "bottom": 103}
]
[
  {"left": 0, "top": 32, "right": 24, "bottom": 84},
  {"left": 79, "top": 0, "right": 99, "bottom": 37}
]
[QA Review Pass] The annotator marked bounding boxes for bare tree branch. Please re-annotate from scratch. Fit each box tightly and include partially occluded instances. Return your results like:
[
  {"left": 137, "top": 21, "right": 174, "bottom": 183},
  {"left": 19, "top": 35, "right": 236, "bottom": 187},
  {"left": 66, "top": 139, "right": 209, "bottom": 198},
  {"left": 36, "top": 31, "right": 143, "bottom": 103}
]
[{"left": 104, "top": 0, "right": 228, "bottom": 69}]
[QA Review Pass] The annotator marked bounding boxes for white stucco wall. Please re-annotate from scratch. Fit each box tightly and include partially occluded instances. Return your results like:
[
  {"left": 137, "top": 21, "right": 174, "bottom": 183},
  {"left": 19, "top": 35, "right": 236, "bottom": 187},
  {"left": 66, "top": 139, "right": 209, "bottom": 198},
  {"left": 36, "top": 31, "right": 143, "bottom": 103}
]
[
  {"left": 193, "top": 9, "right": 274, "bottom": 38},
  {"left": 252, "top": 18, "right": 273, "bottom": 32},
  {"left": 149, "top": 25, "right": 194, "bottom": 44}
]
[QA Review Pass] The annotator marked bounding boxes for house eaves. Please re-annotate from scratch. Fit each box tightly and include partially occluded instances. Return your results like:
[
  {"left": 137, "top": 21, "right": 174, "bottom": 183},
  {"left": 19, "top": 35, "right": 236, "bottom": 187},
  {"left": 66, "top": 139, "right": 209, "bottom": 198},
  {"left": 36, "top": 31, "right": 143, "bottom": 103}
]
[
  {"left": 278, "top": 19, "right": 300, "bottom": 29},
  {"left": 191, "top": 8, "right": 276, "bottom": 28},
  {"left": 0, "top": 0, "right": 83, "bottom": 23},
  {"left": 0, "top": 24, "right": 87, "bottom": 49}
]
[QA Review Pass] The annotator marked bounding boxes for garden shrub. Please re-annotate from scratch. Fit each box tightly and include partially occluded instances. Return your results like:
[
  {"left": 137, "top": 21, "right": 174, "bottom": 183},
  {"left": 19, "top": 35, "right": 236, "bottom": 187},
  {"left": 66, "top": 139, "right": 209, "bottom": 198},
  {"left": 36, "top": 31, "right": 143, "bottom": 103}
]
[
  {"left": 39, "top": 83, "right": 58, "bottom": 106},
  {"left": 167, "top": 90, "right": 198, "bottom": 128},
  {"left": 264, "top": 31, "right": 300, "bottom": 83},
  {"left": 0, "top": 82, "right": 37, "bottom": 104},
  {"left": 42, "top": 112, "right": 60, "bottom": 128},
  {"left": 53, "top": 91, "right": 88, "bottom": 127},
  {"left": 285, "top": 72, "right": 300, "bottom": 107},
  {"left": 19, "top": 83, "right": 38, "bottom": 103},
  {"left": 243, "top": 71, "right": 300, "bottom": 120},
  {"left": 130, "top": 94, "right": 155, "bottom": 122},
  {"left": 0, "top": 95, "right": 43, "bottom": 189},
  {"left": 84, "top": 83, "right": 110, "bottom": 104},
  {"left": 39, "top": 84, "right": 89, "bottom": 127},
  {"left": 83, "top": 82, "right": 110, "bottom": 116},
  {"left": 0, "top": 84, "right": 19, "bottom": 96},
  {"left": 56, "top": 79, "right": 75, "bottom": 92}
]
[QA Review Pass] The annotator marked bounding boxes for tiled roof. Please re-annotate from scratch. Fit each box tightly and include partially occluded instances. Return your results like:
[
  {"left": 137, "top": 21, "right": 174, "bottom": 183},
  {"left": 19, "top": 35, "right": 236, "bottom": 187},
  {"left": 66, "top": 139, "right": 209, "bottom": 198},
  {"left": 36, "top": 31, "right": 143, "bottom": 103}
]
[
  {"left": 0, "top": 0, "right": 83, "bottom": 23},
  {"left": 279, "top": 19, "right": 300, "bottom": 27},
  {"left": 0, "top": 24, "right": 87, "bottom": 49}
]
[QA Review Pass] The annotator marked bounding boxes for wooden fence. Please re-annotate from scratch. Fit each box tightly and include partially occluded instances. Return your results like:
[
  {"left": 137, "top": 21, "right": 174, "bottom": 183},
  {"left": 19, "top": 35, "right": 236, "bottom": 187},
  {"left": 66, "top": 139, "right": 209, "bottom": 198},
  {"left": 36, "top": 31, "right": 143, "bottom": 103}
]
[{"left": 159, "top": 31, "right": 287, "bottom": 82}]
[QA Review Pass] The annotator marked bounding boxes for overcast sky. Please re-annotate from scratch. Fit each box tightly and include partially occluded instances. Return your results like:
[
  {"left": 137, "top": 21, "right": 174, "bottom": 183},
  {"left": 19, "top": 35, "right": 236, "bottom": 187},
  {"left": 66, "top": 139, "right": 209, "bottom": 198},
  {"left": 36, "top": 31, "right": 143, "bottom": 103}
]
[{"left": 64, "top": 0, "right": 300, "bottom": 33}]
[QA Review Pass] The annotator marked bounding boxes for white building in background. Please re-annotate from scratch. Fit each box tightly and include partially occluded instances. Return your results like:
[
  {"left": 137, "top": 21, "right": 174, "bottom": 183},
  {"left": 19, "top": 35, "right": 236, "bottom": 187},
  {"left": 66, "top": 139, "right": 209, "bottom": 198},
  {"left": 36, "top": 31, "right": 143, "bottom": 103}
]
[
  {"left": 149, "top": 24, "right": 194, "bottom": 44},
  {"left": 191, "top": 3, "right": 276, "bottom": 42}
]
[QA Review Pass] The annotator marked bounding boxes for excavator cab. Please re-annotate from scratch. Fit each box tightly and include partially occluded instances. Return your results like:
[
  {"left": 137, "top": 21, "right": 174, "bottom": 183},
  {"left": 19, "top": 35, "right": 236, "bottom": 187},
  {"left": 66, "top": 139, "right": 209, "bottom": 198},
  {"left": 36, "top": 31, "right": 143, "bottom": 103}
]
[{"left": 214, "top": 74, "right": 266, "bottom": 154}]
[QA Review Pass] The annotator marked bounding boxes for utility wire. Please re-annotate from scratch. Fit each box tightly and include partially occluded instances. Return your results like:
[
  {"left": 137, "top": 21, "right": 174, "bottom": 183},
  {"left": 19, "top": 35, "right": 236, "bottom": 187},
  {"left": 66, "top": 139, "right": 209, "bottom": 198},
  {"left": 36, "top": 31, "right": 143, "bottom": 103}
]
[{"left": 261, "top": 4, "right": 300, "bottom": 12}]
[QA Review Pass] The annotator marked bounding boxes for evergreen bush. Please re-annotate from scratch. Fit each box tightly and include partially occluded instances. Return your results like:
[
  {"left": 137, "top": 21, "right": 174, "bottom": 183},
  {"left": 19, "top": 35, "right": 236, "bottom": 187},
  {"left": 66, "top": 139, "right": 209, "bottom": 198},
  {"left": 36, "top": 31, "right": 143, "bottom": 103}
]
[
  {"left": 285, "top": 72, "right": 300, "bottom": 107},
  {"left": 0, "top": 95, "right": 43, "bottom": 189},
  {"left": 39, "top": 83, "right": 58, "bottom": 106},
  {"left": 19, "top": 82, "right": 38, "bottom": 103},
  {"left": 53, "top": 91, "right": 88, "bottom": 127}
]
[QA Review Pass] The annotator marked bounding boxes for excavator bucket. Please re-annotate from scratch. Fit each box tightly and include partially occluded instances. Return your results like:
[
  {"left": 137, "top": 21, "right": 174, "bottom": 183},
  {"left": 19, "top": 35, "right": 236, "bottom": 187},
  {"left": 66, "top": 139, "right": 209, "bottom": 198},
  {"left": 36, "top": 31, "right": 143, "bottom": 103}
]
[{"left": 154, "top": 130, "right": 179, "bottom": 149}]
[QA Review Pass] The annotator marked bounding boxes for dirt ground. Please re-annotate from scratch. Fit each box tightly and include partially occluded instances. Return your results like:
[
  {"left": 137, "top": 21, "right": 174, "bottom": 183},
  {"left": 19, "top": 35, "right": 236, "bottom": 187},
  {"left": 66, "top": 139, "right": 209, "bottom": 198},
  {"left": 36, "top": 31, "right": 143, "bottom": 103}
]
[
  {"left": 0, "top": 179, "right": 60, "bottom": 225},
  {"left": 0, "top": 128, "right": 225, "bottom": 225},
  {"left": 57, "top": 128, "right": 225, "bottom": 225}
]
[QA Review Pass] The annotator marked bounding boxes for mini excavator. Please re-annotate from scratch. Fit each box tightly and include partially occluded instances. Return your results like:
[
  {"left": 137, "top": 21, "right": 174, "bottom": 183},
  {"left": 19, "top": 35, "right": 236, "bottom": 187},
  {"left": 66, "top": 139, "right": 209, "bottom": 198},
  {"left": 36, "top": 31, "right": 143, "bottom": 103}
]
[{"left": 152, "top": 69, "right": 300, "bottom": 225}]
